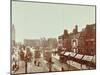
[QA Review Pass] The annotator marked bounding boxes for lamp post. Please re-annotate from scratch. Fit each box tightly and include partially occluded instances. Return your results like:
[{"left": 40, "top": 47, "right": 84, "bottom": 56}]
[
  {"left": 44, "top": 48, "right": 53, "bottom": 72},
  {"left": 25, "top": 61, "right": 27, "bottom": 73},
  {"left": 48, "top": 57, "right": 52, "bottom": 72}
]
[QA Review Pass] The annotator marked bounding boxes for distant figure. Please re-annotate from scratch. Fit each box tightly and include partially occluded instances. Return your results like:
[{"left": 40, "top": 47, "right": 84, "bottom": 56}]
[
  {"left": 12, "top": 61, "right": 19, "bottom": 73},
  {"left": 37, "top": 62, "right": 40, "bottom": 67},
  {"left": 61, "top": 67, "right": 64, "bottom": 71},
  {"left": 34, "top": 60, "right": 36, "bottom": 66}
]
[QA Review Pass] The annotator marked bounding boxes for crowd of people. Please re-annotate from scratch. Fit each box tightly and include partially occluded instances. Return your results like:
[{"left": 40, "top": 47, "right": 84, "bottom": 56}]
[
  {"left": 12, "top": 45, "right": 44, "bottom": 73},
  {"left": 12, "top": 45, "right": 33, "bottom": 73}
]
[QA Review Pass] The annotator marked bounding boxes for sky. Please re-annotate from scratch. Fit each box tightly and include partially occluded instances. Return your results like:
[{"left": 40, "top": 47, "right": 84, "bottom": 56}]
[{"left": 12, "top": 1, "right": 95, "bottom": 42}]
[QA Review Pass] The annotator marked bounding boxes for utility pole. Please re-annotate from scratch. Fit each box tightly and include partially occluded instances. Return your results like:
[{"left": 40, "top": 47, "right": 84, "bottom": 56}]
[{"left": 25, "top": 61, "right": 27, "bottom": 73}]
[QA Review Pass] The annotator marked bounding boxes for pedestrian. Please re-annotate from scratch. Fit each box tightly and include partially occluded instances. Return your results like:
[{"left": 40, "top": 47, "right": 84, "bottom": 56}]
[
  {"left": 13, "top": 61, "right": 19, "bottom": 72},
  {"left": 34, "top": 60, "right": 36, "bottom": 66},
  {"left": 61, "top": 67, "right": 64, "bottom": 71},
  {"left": 37, "top": 62, "right": 40, "bottom": 67}
]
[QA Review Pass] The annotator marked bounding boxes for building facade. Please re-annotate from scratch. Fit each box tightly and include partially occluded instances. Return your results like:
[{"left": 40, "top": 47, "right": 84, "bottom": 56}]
[
  {"left": 48, "top": 38, "right": 57, "bottom": 49},
  {"left": 24, "top": 39, "right": 40, "bottom": 48},
  {"left": 58, "top": 24, "right": 96, "bottom": 55},
  {"left": 78, "top": 24, "right": 96, "bottom": 55}
]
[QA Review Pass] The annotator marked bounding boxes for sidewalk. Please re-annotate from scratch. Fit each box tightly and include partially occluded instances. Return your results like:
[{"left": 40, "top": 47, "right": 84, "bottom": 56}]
[
  {"left": 27, "top": 58, "right": 49, "bottom": 73},
  {"left": 62, "top": 62, "right": 78, "bottom": 71},
  {"left": 52, "top": 57, "right": 78, "bottom": 71}
]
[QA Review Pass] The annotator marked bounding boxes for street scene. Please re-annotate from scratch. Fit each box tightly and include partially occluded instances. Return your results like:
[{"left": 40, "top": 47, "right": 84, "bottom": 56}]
[{"left": 12, "top": 1, "right": 96, "bottom": 74}]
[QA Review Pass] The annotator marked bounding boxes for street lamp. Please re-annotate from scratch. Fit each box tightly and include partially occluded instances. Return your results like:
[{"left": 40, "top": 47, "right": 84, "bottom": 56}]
[
  {"left": 48, "top": 57, "right": 52, "bottom": 72},
  {"left": 44, "top": 48, "right": 53, "bottom": 72}
]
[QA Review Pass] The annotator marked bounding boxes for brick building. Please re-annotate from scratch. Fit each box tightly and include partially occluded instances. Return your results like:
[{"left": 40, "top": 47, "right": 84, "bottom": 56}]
[
  {"left": 78, "top": 24, "right": 96, "bottom": 55},
  {"left": 58, "top": 29, "right": 71, "bottom": 53},
  {"left": 58, "top": 24, "right": 96, "bottom": 55}
]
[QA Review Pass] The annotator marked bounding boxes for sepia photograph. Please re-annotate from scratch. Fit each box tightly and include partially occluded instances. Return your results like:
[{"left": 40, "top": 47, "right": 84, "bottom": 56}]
[{"left": 11, "top": 0, "right": 96, "bottom": 74}]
